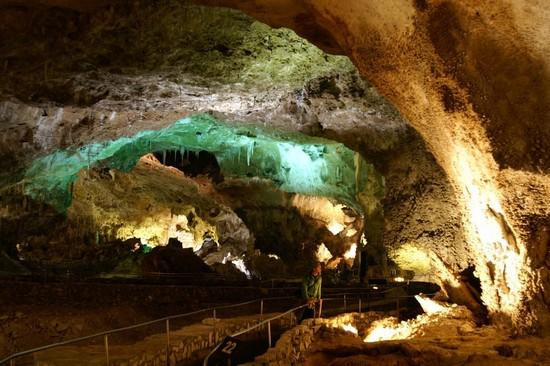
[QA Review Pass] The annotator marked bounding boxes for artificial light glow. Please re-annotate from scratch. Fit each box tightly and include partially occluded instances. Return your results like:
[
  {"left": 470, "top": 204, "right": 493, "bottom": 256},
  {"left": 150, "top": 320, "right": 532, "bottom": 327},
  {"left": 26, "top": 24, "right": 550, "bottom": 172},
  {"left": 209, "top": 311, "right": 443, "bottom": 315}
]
[
  {"left": 24, "top": 114, "right": 373, "bottom": 214},
  {"left": 324, "top": 315, "right": 359, "bottom": 336},
  {"left": 326, "top": 257, "right": 342, "bottom": 270},
  {"left": 222, "top": 253, "right": 230, "bottom": 264},
  {"left": 267, "top": 254, "right": 280, "bottom": 260},
  {"left": 231, "top": 257, "right": 251, "bottom": 278},
  {"left": 363, "top": 297, "right": 470, "bottom": 343},
  {"left": 364, "top": 322, "right": 411, "bottom": 342},
  {"left": 415, "top": 295, "right": 451, "bottom": 314},
  {"left": 343, "top": 243, "right": 357, "bottom": 260},
  {"left": 291, "top": 197, "right": 357, "bottom": 232},
  {"left": 452, "top": 145, "right": 527, "bottom": 317},
  {"left": 430, "top": 252, "right": 461, "bottom": 288},
  {"left": 222, "top": 251, "right": 251, "bottom": 278},
  {"left": 372, "top": 286, "right": 379, "bottom": 290},
  {"left": 341, "top": 323, "right": 358, "bottom": 335},
  {"left": 394, "top": 277, "right": 405, "bottom": 282},
  {"left": 390, "top": 244, "right": 431, "bottom": 278},
  {"left": 327, "top": 221, "right": 345, "bottom": 235},
  {"left": 316, "top": 243, "right": 333, "bottom": 263}
]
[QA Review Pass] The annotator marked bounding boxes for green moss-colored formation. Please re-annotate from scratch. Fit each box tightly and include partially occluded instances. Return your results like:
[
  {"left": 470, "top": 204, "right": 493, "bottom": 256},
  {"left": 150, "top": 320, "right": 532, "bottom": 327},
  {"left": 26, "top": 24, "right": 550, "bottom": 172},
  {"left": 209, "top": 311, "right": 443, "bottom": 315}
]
[
  {"left": 0, "top": 0, "right": 353, "bottom": 90},
  {"left": 81, "top": 0, "right": 355, "bottom": 86},
  {"left": 23, "top": 114, "right": 375, "bottom": 212}
]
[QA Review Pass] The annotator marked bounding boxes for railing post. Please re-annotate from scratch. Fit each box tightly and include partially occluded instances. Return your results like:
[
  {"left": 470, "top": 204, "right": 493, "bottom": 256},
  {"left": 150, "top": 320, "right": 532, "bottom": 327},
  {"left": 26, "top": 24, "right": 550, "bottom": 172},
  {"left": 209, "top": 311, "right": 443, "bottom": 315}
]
[
  {"left": 260, "top": 299, "right": 264, "bottom": 319},
  {"left": 213, "top": 308, "right": 217, "bottom": 343},
  {"left": 358, "top": 298, "right": 362, "bottom": 314},
  {"left": 267, "top": 320, "right": 272, "bottom": 348},
  {"left": 166, "top": 319, "right": 170, "bottom": 366},
  {"left": 104, "top": 334, "right": 110, "bottom": 366},
  {"left": 396, "top": 297, "right": 400, "bottom": 319},
  {"left": 10, "top": 359, "right": 15, "bottom": 366},
  {"left": 318, "top": 299, "right": 323, "bottom": 318},
  {"left": 343, "top": 294, "right": 347, "bottom": 312},
  {"left": 367, "top": 290, "right": 370, "bottom": 311}
]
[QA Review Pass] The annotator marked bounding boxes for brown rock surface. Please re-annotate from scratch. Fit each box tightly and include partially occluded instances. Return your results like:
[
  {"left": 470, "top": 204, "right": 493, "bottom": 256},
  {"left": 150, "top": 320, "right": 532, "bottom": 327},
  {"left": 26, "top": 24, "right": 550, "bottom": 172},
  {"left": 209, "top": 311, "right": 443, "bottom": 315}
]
[
  {"left": 193, "top": 0, "right": 550, "bottom": 333},
  {"left": 1, "top": 0, "right": 549, "bottom": 333}
]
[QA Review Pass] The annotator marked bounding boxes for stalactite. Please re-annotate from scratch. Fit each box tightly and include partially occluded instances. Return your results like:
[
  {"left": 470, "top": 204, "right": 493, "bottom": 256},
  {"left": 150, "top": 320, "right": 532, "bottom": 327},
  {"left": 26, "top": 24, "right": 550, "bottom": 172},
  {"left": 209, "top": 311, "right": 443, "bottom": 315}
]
[
  {"left": 21, "top": 114, "right": 372, "bottom": 214},
  {"left": 246, "top": 141, "right": 254, "bottom": 166}
]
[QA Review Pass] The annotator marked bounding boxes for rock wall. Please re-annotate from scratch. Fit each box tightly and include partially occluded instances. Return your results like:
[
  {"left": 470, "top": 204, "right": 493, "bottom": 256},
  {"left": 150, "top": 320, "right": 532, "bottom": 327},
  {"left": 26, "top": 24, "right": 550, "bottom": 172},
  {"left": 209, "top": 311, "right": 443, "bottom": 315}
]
[
  {"left": 193, "top": 0, "right": 550, "bottom": 333},
  {"left": 243, "top": 323, "right": 315, "bottom": 366},
  {"left": 0, "top": 0, "right": 473, "bottom": 320},
  {"left": 382, "top": 132, "right": 468, "bottom": 278},
  {"left": 243, "top": 312, "right": 386, "bottom": 365}
]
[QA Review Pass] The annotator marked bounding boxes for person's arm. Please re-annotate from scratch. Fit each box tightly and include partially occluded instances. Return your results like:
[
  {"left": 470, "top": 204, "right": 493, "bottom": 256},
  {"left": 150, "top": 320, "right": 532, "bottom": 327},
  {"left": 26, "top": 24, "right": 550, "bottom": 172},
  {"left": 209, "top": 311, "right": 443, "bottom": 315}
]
[
  {"left": 301, "top": 277, "right": 309, "bottom": 300},
  {"left": 318, "top": 277, "right": 322, "bottom": 299},
  {"left": 314, "top": 277, "right": 322, "bottom": 300}
]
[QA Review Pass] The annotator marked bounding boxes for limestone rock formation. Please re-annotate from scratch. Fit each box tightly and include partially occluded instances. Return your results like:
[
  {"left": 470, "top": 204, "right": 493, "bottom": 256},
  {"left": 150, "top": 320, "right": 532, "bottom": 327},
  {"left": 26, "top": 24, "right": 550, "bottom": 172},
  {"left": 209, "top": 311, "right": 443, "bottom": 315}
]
[
  {"left": 2, "top": 0, "right": 547, "bottom": 334},
  {"left": 192, "top": 0, "right": 550, "bottom": 333}
]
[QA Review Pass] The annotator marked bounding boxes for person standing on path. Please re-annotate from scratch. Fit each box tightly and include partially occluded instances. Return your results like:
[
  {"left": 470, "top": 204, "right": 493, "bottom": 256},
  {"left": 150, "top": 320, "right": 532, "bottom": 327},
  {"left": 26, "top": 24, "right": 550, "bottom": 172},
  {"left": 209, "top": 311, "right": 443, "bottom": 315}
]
[{"left": 300, "top": 262, "right": 322, "bottom": 322}]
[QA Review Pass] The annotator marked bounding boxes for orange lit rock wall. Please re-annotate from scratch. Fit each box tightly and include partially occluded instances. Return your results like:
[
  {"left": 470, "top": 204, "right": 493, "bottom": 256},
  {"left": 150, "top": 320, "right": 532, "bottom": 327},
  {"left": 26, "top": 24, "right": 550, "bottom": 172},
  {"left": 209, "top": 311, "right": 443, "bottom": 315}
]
[{"left": 196, "top": 0, "right": 550, "bottom": 332}]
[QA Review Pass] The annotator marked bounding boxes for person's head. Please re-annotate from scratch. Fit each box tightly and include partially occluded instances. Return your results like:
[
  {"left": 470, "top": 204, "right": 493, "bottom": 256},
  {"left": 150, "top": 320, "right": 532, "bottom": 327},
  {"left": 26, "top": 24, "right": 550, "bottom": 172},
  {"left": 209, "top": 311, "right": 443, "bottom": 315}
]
[{"left": 312, "top": 262, "right": 322, "bottom": 276}]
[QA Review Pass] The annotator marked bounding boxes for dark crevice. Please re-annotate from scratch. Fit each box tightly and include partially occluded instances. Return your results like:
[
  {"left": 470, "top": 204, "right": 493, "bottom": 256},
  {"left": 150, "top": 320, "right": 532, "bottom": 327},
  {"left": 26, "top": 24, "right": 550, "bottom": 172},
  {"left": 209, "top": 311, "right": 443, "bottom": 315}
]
[{"left": 152, "top": 149, "right": 223, "bottom": 183}]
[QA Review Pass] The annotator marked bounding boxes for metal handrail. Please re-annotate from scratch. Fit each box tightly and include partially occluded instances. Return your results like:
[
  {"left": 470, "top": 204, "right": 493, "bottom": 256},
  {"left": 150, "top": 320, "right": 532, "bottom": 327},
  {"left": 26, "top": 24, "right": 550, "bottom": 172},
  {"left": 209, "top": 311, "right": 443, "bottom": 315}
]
[
  {"left": 232, "top": 303, "right": 308, "bottom": 338},
  {"left": 1, "top": 287, "right": 414, "bottom": 365},
  {"left": 203, "top": 303, "right": 309, "bottom": 366},
  {"left": 202, "top": 290, "right": 438, "bottom": 366},
  {"left": 202, "top": 293, "right": 366, "bottom": 366},
  {"left": 0, "top": 295, "right": 296, "bottom": 365}
]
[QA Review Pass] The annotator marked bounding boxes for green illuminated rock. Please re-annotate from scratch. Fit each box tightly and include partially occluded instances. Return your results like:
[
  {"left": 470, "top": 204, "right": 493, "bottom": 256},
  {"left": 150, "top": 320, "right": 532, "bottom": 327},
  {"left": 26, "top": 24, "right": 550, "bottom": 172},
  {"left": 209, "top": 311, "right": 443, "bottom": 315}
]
[{"left": 23, "top": 114, "right": 375, "bottom": 213}]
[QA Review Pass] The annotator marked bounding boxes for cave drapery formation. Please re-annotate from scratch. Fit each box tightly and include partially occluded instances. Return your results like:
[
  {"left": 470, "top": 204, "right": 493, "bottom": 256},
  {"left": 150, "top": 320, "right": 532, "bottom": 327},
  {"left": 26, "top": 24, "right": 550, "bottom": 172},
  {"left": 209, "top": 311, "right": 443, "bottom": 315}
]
[{"left": 0, "top": 0, "right": 548, "bottom": 336}]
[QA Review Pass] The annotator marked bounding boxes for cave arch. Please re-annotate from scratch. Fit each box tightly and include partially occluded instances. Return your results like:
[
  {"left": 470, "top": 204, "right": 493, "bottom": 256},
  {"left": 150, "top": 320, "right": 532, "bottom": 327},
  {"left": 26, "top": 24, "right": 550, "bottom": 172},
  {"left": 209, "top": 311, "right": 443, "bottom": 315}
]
[
  {"left": 16, "top": 113, "right": 384, "bottom": 281},
  {"left": 22, "top": 114, "right": 381, "bottom": 215}
]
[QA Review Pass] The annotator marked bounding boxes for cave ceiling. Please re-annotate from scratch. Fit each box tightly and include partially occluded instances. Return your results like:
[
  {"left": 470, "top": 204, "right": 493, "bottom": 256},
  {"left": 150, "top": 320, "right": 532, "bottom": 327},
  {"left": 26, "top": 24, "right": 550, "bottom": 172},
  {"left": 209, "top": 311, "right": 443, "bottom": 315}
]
[
  {"left": 4, "top": 0, "right": 547, "bottom": 332},
  {"left": 21, "top": 113, "right": 375, "bottom": 213}
]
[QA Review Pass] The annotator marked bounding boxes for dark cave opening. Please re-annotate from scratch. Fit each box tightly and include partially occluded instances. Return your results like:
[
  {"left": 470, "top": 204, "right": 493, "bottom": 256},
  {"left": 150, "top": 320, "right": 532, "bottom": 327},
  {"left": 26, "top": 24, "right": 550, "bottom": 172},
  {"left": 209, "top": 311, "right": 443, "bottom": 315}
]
[{"left": 152, "top": 149, "right": 223, "bottom": 183}]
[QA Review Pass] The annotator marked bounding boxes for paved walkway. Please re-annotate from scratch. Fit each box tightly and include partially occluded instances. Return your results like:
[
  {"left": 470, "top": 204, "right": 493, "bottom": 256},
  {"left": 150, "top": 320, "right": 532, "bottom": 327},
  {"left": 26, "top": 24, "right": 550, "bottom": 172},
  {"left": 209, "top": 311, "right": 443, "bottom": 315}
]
[{"left": 16, "top": 312, "right": 285, "bottom": 366}]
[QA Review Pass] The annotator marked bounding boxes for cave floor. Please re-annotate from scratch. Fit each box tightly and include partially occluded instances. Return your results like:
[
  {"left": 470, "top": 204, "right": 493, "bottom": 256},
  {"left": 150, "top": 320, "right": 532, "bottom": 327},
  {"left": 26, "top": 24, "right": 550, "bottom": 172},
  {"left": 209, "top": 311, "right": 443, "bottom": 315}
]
[
  {"left": 7, "top": 312, "right": 285, "bottom": 366},
  {"left": 297, "top": 303, "right": 550, "bottom": 365},
  {"left": 304, "top": 332, "right": 550, "bottom": 366}
]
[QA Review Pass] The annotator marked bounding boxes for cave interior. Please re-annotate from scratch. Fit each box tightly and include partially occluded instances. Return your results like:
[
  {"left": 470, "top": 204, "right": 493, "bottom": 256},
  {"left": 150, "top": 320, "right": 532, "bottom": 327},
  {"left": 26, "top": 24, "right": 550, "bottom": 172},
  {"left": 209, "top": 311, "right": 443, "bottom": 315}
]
[{"left": 1, "top": 0, "right": 549, "bottom": 365}]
